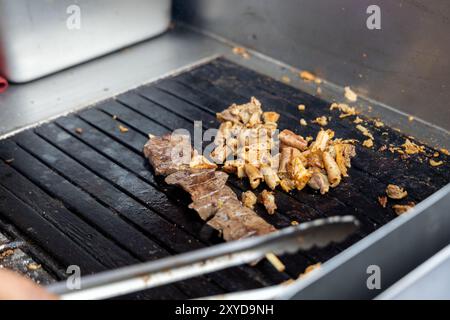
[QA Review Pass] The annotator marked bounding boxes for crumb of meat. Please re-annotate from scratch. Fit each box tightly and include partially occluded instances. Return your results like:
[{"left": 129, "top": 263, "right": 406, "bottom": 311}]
[
  {"left": 386, "top": 184, "right": 408, "bottom": 199},
  {"left": 379, "top": 145, "right": 387, "bottom": 152},
  {"left": 300, "top": 118, "right": 307, "bottom": 126},
  {"left": 298, "top": 104, "right": 306, "bottom": 111},
  {"left": 356, "top": 124, "right": 374, "bottom": 140},
  {"left": 0, "top": 249, "right": 14, "bottom": 259},
  {"left": 118, "top": 125, "right": 129, "bottom": 133},
  {"left": 299, "top": 71, "right": 316, "bottom": 82},
  {"left": 433, "top": 152, "right": 439, "bottom": 157},
  {"left": 281, "top": 76, "right": 291, "bottom": 83},
  {"left": 259, "top": 190, "right": 277, "bottom": 214},
  {"left": 299, "top": 263, "right": 321, "bottom": 279},
  {"left": 4, "top": 158, "right": 14, "bottom": 164},
  {"left": 75, "top": 128, "right": 83, "bottom": 134},
  {"left": 112, "top": 115, "right": 118, "bottom": 120},
  {"left": 305, "top": 136, "right": 313, "bottom": 142},
  {"left": 316, "top": 87, "right": 322, "bottom": 95},
  {"left": 393, "top": 202, "right": 415, "bottom": 215},
  {"left": 330, "top": 103, "right": 358, "bottom": 118},
  {"left": 362, "top": 139, "right": 374, "bottom": 148},
  {"left": 440, "top": 148, "right": 450, "bottom": 156},
  {"left": 314, "top": 78, "right": 322, "bottom": 84},
  {"left": 27, "top": 263, "right": 41, "bottom": 271},
  {"left": 344, "top": 86, "right": 358, "bottom": 102},
  {"left": 378, "top": 196, "right": 388, "bottom": 208},
  {"left": 241, "top": 191, "right": 257, "bottom": 209},
  {"left": 353, "top": 116, "right": 363, "bottom": 124},
  {"left": 291, "top": 220, "right": 299, "bottom": 226},
  {"left": 402, "top": 139, "right": 425, "bottom": 155},
  {"left": 408, "top": 116, "right": 414, "bottom": 122},
  {"left": 374, "top": 120, "right": 384, "bottom": 128},
  {"left": 232, "top": 47, "right": 250, "bottom": 59},
  {"left": 430, "top": 159, "right": 444, "bottom": 167},
  {"left": 265, "top": 253, "right": 285, "bottom": 272},
  {"left": 312, "top": 116, "right": 328, "bottom": 126}
]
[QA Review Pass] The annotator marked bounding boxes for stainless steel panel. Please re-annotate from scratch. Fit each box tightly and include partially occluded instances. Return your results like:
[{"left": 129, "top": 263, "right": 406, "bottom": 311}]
[
  {"left": 376, "top": 244, "right": 450, "bottom": 300},
  {"left": 0, "top": 0, "right": 172, "bottom": 82},
  {"left": 174, "top": 0, "right": 450, "bottom": 131}
]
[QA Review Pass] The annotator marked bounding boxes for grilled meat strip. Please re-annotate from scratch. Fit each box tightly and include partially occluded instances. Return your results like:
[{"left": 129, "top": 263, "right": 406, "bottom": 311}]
[
  {"left": 144, "top": 133, "right": 276, "bottom": 241},
  {"left": 208, "top": 199, "right": 277, "bottom": 241},
  {"left": 143, "top": 133, "right": 192, "bottom": 175},
  {"left": 165, "top": 169, "right": 238, "bottom": 221}
]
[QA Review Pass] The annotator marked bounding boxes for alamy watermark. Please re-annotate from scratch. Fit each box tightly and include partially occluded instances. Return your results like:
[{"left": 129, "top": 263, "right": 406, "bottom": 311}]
[
  {"left": 366, "top": 5, "right": 381, "bottom": 30},
  {"left": 66, "top": 4, "right": 81, "bottom": 30}
]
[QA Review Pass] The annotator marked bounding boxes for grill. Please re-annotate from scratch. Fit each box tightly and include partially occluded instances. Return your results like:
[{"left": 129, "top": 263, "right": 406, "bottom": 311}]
[{"left": 0, "top": 58, "right": 448, "bottom": 299}]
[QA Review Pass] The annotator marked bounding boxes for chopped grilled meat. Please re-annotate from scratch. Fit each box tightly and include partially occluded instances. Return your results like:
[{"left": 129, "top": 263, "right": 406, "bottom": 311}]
[
  {"left": 242, "top": 191, "right": 257, "bottom": 209},
  {"left": 279, "top": 129, "right": 308, "bottom": 151},
  {"left": 259, "top": 190, "right": 277, "bottom": 214},
  {"left": 208, "top": 199, "right": 276, "bottom": 241},
  {"left": 144, "top": 133, "right": 192, "bottom": 175},
  {"left": 386, "top": 184, "right": 408, "bottom": 200},
  {"left": 308, "top": 169, "right": 330, "bottom": 194},
  {"left": 393, "top": 202, "right": 415, "bottom": 215}
]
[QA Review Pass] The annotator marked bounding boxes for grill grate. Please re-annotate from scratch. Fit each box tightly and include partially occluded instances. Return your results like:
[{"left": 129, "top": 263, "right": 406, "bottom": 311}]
[{"left": 0, "top": 58, "right": 448, "bottom": 299}]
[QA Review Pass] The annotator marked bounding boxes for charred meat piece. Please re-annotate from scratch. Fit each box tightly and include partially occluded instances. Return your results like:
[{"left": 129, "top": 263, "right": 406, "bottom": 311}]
[
  {"left": 144, "top": 133, "right": 192, "bottom": 175},
  {"left": 208, "top": 199, "right": 276, "bottom": 241}
]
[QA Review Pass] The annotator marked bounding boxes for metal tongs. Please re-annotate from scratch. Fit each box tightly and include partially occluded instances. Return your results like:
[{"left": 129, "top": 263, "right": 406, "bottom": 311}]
[{"left": 47, "top": 215, "right": 359, "bottom": 300}]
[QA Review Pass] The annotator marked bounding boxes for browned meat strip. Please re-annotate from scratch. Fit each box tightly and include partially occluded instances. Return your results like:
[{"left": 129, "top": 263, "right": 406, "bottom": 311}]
[
  {"left": 189, "top": 186, "right": 238, "bottom": 220},
  {"left": 208, "top": 199, "right": 277, "bottom": 241},
  {"left": 143, "top": 133, "right": 192, "bottom": 175},
  {"left": 165, "top": 169, "right": 228, "bottom": 201}
]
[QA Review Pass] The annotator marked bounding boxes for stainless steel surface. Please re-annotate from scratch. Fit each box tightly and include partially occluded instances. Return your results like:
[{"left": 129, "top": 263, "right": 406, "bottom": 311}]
[
  {"left": 376, "top": 244, "right": 450, "bottom": 300},
  {"left": 175, "top": 0, "right": 450, "bottom": 131},
  {"left": 279, "top": 184, "right": 450, "bottom": 299},
  {"left": 0, "top": 0, "right": 171, "bottom": 82},
  {"left": 47, "top": 216, "right": 359, "bottom": 300}
]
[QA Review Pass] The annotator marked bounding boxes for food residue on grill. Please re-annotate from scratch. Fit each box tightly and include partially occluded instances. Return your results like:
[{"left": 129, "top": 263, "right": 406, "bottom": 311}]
[
  {"left": 386, "top": 184, "right": 408, "bottom": 200},
  {"left": 300, "top": 118, "right": 307, "bottom": 126},
  {"left": 429, "top": 159, "right": 443, "bottom": 167},
  {"left": 232, "top": 46, "right": 250, "bottom": 59},
  {"left": 402, "top": 139, "right": 425, "bottom": 155},
  {"left": 393, "top": 202, "right": 415, "bottom": 215},
  {"left": 265, "top": 253, "right": 286, "bottom": 272},
  {"left": 259, "top": 190, "right": 277, "bottom": 215},
  {"left": 75, "top": 127, "right": 83, "bottom": 135},
  {"left": 299, "top": 70, "right": 316, "bottom": 82},
  {"left": 356, "top": 124, "right": 374, "bottom": 140},
  {"left": 330, "top": 103, "right": 358, "bottom": 118},
  {"left": 4, "top": 158, "right": 14, "bottom": 164},
  {"left": 378, "top": 196, "right": 388, "bottom": 208},
  {"left": 298, "top": 104, "right": 306, "bottom": 111},
  {"left": 242, "top": 190, "right": 257, "bottom": 209},
  {"left": 312, "top": 116, "right": 328, "bottom": 126},
  {"left": 353, "top": 116, "right": 363, "bottom": 124},
  {"left": 118, "top": 125, "right": 129, "bottom": 133},
  {"left": 299, "top": 262, "right": 321, "bottom": 279},
  {"left": 362, "top": 139, "right": 374, "bottom": 148},
  {"left": 281, "top": 76, "right": 291, "bottom": 84},
  {"left": 344, "top": 86, "right": 358, "bottom": 102}
]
